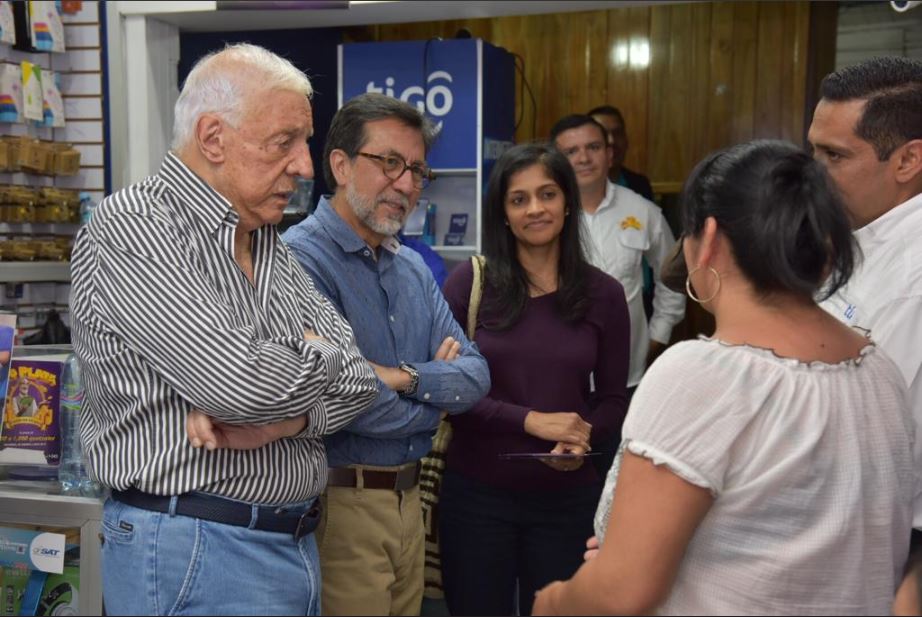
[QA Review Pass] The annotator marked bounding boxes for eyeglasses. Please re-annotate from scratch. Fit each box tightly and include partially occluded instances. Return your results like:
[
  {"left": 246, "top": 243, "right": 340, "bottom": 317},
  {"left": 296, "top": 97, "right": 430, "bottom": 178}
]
[{"left": 356, "top": 152, "right": 435, "bottom": 189}]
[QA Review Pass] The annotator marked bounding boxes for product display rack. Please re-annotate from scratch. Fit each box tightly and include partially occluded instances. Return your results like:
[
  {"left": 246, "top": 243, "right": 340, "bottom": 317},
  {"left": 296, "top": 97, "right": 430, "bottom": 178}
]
[
  {"left": 0, "top": 482, "right": 103, "bottom": 615},
  {"left": 0, "top": 261, "right": 69, "bottom": 283},
  {"left": 0, "top": 1, "right": 106, "bottom": 339}
]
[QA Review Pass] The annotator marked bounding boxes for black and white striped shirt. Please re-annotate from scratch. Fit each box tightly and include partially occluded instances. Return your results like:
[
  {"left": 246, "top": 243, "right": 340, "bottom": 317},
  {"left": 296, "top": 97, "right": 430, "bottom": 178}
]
[{"left": 70, "top": 153, "right": 377, "bottom": 504}]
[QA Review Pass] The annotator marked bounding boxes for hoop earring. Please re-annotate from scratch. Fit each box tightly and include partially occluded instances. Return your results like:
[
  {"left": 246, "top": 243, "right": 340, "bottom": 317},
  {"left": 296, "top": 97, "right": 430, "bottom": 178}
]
[{"left": 685, "top": 266, "right": 721, "bottom": 304}]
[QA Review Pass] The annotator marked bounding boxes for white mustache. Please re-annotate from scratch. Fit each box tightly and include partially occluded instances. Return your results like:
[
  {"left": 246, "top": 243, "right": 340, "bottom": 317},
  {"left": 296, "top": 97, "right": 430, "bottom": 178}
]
[{"left": 377, "top": 195, "right": 410, "bottom": 211}]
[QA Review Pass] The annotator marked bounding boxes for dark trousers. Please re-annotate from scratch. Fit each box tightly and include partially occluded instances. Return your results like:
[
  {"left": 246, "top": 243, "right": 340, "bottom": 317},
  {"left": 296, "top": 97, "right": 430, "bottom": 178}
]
[
  {"left": 907, "top": 529, "right": 922, "bottom": 576},
  {"left": 439, "top": 471, "right": 601, "bottom": 616},
  {"left": 591, "top": 385, "right": 638, "bottom": 479}
]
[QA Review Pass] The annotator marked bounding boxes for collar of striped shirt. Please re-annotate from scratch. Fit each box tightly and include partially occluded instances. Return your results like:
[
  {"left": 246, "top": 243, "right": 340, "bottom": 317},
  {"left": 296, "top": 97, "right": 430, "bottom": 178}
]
[{"left": 159, "top": 151, "right": 240, "bottom": 235}]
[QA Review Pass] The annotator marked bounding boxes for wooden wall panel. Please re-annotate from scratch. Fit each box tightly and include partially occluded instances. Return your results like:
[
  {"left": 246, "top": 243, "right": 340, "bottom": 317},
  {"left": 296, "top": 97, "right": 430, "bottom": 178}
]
[
  {"left": 649, "top": 5, "right": 690, "bottom": 186},
  {"left": 689, "top": 3, "right": 714, "bottom": 165},
  {"left": 706, "top": 3, "right": 736, "bottom": 154},
  {"left": 606, "top": 7, "right": 651, "bottom": 172},
  {"left": 788, "top": 1, "right": 810, "bottom": 144},
  {"left": 364, "top": 0, "right": 827, "bottom": 191},
  {"left": 729, "top": 2, "right": 759, "bottom": 145},
  {"left": 754, "top": 2, "right": 785, "bottom": 140}
]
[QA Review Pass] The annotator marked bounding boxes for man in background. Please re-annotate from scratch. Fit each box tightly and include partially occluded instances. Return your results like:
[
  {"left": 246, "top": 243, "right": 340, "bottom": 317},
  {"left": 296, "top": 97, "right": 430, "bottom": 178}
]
[
  {"left": 590, "top": 105, "right": 658, "bottom": 318},
  {"left": 809, "top": 56, "right": 922, "bottom": 545},
  {"left": 589, "top": 104, "right": 654, "bottom": 201},
  {"left": 283, "top": 93, "right": 490, "bottom": 616}
]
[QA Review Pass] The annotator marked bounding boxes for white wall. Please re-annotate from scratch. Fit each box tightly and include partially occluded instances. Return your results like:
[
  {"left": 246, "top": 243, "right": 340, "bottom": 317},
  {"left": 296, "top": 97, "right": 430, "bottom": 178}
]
[
  {"left": 837, "top": 2, "right": 922, "bottom": 69},
  {"left": 106, "top": 3, "right": 179, "bottom": 191}
]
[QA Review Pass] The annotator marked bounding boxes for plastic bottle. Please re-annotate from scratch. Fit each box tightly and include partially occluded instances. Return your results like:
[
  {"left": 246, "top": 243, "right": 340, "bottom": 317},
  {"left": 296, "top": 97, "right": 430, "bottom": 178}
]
[
  {"left": 59, "top": 353, "right": 100, "bottom": 496},
  {"left": 422, "top": 202, "right": 437, "bottom": 246},
  {"left": 78, "top": 192, "right": 96, "bottom": 225}
]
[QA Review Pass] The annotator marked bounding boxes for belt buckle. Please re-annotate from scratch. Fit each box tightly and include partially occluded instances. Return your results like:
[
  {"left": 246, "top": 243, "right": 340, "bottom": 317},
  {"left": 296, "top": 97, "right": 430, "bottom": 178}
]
[{"left": 394, "top": 465, "right": 416, "bottom": 491}]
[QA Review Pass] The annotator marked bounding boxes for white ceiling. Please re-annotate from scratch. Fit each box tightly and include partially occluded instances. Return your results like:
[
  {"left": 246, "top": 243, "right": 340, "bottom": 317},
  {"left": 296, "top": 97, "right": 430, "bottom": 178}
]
[{"left": 116, "top": 1, "right": 676, "bottom": 32}]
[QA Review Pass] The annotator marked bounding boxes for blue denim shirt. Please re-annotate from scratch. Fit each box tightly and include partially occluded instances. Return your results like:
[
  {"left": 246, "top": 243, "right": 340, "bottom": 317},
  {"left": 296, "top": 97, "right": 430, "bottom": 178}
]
[{"left": 282, "top": 198, "right": 490, "bottom": 467}]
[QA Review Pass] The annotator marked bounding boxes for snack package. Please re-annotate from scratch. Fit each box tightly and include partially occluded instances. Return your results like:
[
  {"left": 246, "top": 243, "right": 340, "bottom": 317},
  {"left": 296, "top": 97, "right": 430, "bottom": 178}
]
[
  {"left": 21, "top": 61, "right": 43, "bottom": 122},
  {"left": 0, "top": 63, "right": 22, "bottom": 123},
  {"left": 42, "top": 70, "right": 64, "bottom": 128},
  {"left": 29, "top": 1, "right": 64, "bottom": 53},
  {"left": 0, "top": 1, "right": 15, "bottom": 45}
]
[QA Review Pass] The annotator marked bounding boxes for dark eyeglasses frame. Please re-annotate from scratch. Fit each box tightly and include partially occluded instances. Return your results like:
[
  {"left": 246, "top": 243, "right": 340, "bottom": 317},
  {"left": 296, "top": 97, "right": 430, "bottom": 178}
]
[{"left": 356, "top": 152, "right": 435, "bottom": 189}]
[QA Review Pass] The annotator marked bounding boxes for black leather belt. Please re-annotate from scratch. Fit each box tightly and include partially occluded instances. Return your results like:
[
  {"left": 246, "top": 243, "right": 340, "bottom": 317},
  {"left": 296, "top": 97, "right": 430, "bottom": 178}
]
[
  {"left": 327, "top": 462, "right": 421, "bottom": 491},
  {"left": 111, "top": 488, "right": 321, "bottom": 540}
]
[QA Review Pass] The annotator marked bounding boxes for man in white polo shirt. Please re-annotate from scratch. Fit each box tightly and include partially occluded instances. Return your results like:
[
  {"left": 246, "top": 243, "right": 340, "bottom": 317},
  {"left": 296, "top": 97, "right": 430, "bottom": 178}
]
[
  {"left": 551, "top": 114, "right": 685, "bottom": 470},
  {"left": 809, "top": 56, "right": 922, "bottom": 544}
]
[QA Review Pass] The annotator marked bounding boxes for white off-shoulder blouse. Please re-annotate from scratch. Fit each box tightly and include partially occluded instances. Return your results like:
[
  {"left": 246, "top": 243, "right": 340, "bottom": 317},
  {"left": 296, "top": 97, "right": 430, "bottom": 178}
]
[{"left": 595, "top": 338, "right": 917, "bottom": 616}]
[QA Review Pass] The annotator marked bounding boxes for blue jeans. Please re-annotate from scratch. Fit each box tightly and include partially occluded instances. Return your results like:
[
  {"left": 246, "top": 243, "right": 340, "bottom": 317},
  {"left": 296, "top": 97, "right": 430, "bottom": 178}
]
[{"left": 100, "top": 497, "right": 321, "bottom": 616}]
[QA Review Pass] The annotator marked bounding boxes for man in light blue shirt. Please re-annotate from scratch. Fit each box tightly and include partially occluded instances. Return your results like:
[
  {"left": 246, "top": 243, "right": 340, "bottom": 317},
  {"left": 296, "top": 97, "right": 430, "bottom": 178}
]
[{"left": 282, "top": 93, "right": 490, "bottom": 616}]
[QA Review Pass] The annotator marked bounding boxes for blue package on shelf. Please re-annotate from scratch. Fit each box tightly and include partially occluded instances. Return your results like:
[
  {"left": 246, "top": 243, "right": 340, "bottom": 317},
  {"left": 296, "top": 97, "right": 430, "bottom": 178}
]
[
  {"left": 448, "top": 213, "right": 468, "bottom": 235},
  {"left": 444, "top": 213, "right": 468, "bottom": 246},
  {"left": 421, "top": 202, "right": 437, "bottom": 246}
]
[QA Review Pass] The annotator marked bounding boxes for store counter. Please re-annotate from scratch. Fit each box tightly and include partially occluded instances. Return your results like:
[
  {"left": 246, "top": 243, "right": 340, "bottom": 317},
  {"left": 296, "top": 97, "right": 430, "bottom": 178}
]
[{"left": 0, "top": 479, "right": 102, "bottom": 615}]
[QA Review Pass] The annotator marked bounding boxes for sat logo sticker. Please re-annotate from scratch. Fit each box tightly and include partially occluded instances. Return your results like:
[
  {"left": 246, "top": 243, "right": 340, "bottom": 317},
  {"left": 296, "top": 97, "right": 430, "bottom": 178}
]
[{"left": 29, "top": 532, "right": 66, "bottom": 574}]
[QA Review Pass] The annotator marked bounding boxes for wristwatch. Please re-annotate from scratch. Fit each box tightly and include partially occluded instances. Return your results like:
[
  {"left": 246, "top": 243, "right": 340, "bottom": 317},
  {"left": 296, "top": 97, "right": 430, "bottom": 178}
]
[{"left": 398, "top": 362, "right": 420, "bottom": 396}]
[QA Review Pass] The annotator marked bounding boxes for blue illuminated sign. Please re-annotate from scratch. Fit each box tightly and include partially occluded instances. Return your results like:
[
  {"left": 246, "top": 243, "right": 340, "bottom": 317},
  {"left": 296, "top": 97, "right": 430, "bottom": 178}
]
[{"left": 341, "top": 40, "right": 479, "bottom": 170}]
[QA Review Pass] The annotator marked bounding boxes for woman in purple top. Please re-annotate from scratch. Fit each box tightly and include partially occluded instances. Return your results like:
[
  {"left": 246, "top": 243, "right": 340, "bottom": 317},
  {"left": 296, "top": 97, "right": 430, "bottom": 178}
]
[{"left": 440, "top": 143, "right": 630, "bottom": 616}]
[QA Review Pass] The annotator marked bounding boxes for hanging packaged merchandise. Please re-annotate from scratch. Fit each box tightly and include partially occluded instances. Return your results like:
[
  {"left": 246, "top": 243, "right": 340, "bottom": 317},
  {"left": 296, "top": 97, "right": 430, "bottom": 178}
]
[
  {"left": 0, "top": 1, "right": 15, "bottom": 45},
  {"left": 14, "top": 136, "right": 45, "bottom": 172},
  {"left": 0, "top": 63, "right": 22, "bottom": 123},
  {"left": 52, "top": 143, "right": 80, "bottom": 175},
  {"left": 42, "top": 70, "right": 64, "bottom": 127},
  {"left": 29, "top": 1, "right": 64, "bottom": 53},
  {"left": 21, "top": 61, "right": 43, "bottom": 122}
]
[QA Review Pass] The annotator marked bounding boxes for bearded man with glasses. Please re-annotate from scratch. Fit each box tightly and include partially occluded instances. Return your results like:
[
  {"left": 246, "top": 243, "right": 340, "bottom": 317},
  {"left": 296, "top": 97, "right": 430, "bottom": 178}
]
[{"left": 282, "top": 92, "right": 490, "bottom": 616}]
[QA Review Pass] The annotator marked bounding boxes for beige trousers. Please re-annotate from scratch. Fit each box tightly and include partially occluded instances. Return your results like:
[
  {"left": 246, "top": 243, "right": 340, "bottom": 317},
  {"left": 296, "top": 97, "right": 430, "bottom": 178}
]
[{"left": 317, "top": 471, "right": 424, "bottom": 616}]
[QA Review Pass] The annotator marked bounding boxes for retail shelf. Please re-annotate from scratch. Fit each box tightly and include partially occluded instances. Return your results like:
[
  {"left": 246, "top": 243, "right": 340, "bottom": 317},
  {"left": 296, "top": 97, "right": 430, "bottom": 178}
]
[
  {"left": 0, "top": 483, "right": 103, "bottom": 615},
  {"left": 0, "top": 222, "right": 80, "bottom": 235},
  {"left": 0, "top": 262, "right": 72, "bottom": 283},
  {"left": 429, "top": 168, "right": 477, "bottom": 176},
  {"left": 431, "top": 245, "right": 478, "bottom": 253}
]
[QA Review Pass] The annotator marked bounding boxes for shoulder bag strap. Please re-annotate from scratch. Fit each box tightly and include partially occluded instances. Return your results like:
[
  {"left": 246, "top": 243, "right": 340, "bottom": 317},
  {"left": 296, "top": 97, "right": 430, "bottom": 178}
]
[{"left": 467, "top": 255, "right": 486, "bottom": 340}]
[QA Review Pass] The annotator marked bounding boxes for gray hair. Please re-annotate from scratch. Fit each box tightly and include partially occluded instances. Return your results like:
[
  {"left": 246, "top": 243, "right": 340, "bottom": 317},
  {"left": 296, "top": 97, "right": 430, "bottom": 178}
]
[
  {"left": 171, "top": 43, "right": 313, "bottom": 151},
  {"left": 322, "top": 92, "right": 437, "bottom": 190}
]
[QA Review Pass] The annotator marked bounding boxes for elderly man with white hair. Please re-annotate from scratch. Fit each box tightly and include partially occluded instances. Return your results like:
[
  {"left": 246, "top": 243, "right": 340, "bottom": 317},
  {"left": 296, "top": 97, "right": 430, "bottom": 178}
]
[{"left": 70, "top": 44, "right": 378, "bottom": 616}]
